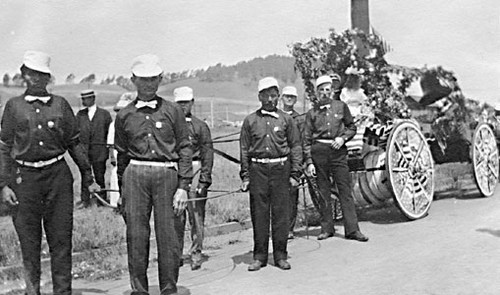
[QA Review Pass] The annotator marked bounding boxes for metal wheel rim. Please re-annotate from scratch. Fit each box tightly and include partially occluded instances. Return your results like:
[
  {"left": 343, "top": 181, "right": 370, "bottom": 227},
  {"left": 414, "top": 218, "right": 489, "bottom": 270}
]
[
  {"left": 386, "top": 120, "right": 435, "bottom": 220},
  {"left": 472, "top": 123, "right": 499, "bottom": 197}
]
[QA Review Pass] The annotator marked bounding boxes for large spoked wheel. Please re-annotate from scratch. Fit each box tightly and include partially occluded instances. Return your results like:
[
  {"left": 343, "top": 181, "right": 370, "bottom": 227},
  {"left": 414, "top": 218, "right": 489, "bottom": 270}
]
[
  {"left": 472, "top": 123, "right": 499, "bottom": 197},
  {"left": 386, "top": 120, "right": 435, "bottom": 220}
]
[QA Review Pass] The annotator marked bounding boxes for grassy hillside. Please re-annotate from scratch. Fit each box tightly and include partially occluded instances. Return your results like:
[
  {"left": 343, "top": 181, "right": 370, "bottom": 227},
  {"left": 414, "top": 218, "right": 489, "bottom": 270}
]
[{"left": 0, "top": 75, "right": 309, "bottom": 124}]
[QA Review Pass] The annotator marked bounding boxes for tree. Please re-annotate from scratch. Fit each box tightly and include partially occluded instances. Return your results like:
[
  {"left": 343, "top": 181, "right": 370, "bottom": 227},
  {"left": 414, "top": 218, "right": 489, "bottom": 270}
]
[
  {"left": 11, "top": 73, "right": 25, "bottom": 87},
  {"left": 65, "top": 73, "right": 75, "bottom": 84},
  {"left": 3, "top": 73, "right": 9, "bottom": 87},
  {"left": 79, "top": 73, "right": 96, "bottom": 84}
]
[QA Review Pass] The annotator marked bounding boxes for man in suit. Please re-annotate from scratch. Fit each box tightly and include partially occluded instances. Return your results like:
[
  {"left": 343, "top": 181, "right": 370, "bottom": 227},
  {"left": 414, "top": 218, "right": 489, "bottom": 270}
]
[{"left": 76, "top": 90, "right": 112, "bottom": 208}]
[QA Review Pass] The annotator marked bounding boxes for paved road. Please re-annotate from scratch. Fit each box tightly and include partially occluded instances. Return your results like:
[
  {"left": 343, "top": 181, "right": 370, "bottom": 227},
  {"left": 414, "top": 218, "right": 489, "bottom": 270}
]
[{"left": 50, "top": 187, "right": 500, "bottom": 294}]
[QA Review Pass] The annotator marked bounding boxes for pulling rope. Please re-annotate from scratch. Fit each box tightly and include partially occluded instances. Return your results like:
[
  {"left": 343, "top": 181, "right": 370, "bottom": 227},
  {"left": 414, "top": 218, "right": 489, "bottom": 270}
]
[{"left": 92, "top": 188, "right": 244, "bottom": 208}]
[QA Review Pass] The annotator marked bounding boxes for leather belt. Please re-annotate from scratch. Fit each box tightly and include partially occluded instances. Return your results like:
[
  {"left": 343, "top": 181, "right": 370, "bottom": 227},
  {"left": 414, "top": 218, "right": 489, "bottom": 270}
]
[
  {"left": 251, "top": 156, "right": 287, "bottom": 164},
  {"left": 130, "top": 159, "right": 177, "bottom": 168},
  {"left": 16, "top": 154, "right": 64, "bottom": 168},
  {"left": 316, "top": 139, "right": 335, "bottom": 144}
]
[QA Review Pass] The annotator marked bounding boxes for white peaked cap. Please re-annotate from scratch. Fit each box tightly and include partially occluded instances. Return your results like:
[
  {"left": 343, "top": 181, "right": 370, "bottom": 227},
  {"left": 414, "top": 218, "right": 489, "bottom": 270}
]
[
  {"left": 23, "top": 50, "right": 51, "bottom": 74},
  {"left": 258, "top": 77, "right": 279, "bottom": 92},
  {"left": 174, "top": 86, "right": 194, "bottom": 102},
  {"left": 131, "top": 54, "right": 163, "bottom": 77},
  {"left": 282, "top": 86, "right": 298, "bottom": 97},
  {"left": 315, "top": 75, "right": 332, "bottom": 88}
]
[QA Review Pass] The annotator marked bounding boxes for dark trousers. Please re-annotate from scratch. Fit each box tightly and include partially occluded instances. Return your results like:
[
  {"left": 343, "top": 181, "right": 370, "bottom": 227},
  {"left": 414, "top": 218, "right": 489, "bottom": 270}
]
[
  {"left": 175, "top": 162, "right": 206, "bottom": 256},
  {"left": 80, "top": 160, "right": 106, "bottom": 203},
  {"left": 311, "top": 143, "right": 360, "bottom": 235},
  {"left": 11, "top": 160, "right": 73, "bottom": 295},
  {"left": 288, "top": 185, "right": 299, "bottom": 233},
  {"left": 249, "top": 160, "right": 290, "bottom": 263},
  {"left": 123, "top": 164, "right": 180, "bottom": 295}
]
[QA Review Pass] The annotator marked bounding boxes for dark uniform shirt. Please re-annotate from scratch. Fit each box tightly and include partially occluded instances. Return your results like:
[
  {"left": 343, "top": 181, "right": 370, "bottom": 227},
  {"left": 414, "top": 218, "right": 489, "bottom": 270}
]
[
  {"left": 186, "top": 115, "right": 213, "bottom": 187},
  {"left": 240, "top": 109, "right": 302, "bottom": 182},
  {"left": 0, "top": 92, "right": 94, "bottom": 188},
  {"left": 303, "top": 100, "right": 356, "bottom": 165},
  {"left": 114, "top": 96, "right": 193, "bottom": 191},
  {"left": 284, "top": 109, "right": 305, "bottom": 137}
]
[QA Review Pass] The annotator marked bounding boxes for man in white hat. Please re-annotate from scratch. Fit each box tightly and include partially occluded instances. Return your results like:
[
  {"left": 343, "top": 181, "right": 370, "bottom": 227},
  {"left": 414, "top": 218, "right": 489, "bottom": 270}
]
[
  {"left": 173, "top": 86, "right": 213, "bottom": 271},
  {"left": 303, "top": 75, "right": 368, "bottom": 242},
  {"left": 280, "top": 86, "right": 305, "bottom": 239},
  {"left": 114, "top": 54, "right": 193, "bottom": 294},
  {"left": 0, "top": 50, "right": 99, "bottom": 294},
  {"left": 240, "top": 77, "right": 302, "bottom": 271},
  {"left": 75, "top": 89, "right": 112, "bottom": 208}
]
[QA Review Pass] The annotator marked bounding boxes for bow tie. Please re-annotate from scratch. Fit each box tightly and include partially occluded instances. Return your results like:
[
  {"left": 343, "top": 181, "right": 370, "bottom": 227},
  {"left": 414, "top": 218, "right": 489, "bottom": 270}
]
[
  {"left": 284, "top": 110, "right": 293, "bottom": 115},
  {"left": 319, "top": 104, "right": 331, "bottom": 110},
  {"left": 136, "top": 100, "right": 158, "bottom": 109},
  {"left": 261, "top": 109, "right": 279, "bottom": 118},
  {"left": 25, "top": 95, "right": 51, "bottom": 104},
  {"left": 185, "top": 117, "right": 192, "bottom": 122}
]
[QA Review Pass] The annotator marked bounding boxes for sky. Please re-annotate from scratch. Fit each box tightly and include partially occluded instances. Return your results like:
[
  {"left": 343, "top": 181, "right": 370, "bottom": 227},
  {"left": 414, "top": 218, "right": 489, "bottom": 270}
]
[{"left": 0, "top": 0, "right": 498, "bottom": 105}]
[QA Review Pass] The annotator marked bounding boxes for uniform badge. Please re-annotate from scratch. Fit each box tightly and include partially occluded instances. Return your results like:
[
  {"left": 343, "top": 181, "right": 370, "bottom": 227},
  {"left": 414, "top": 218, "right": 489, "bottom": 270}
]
[
  {"left": 155, "top": 122, "right": 163, "bottom": 129},
  {"left": 273, "top": 126, "right": 280, "bottom": 132},
  {"left": 334, "top": 114, "right": 338, "bottom": 118},
  {"left": 16, "top": 176, "right": 22, "bottom": 184},
  {"left": 47, "top": 121, "right": 55, "bottom": 128}
]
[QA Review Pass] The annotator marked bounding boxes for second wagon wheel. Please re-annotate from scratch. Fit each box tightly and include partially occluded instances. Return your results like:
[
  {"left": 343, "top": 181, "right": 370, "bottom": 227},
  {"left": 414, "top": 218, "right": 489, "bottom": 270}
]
[
  {"left": 472, "top": 123, "right": 499, "bottom": 197},
  {"left": 386, "top": 119, "right": 435, "bottom": 220}
]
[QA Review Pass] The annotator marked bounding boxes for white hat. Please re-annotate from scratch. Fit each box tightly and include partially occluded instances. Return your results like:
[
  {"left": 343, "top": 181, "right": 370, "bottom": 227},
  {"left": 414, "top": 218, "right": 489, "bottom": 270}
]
[
  {"left": 174, "top": 86, "right": 194, "bottom": 102},
  {"left": 131, "top": 54, "right": 163, "bottom": 77},
  {"left": 23, "top": 50, "right": 51, "bottom": 74},
  {"left": 282, "top": 86, "right": 298, "bottom": 97},
  {"left": 258, "top": 77, "right": 279, "bottom": 92},
  {"left": 315, "top": 75, "right": 332, "bottom": 88},
  {"left": 114, "top": 92, "right": 135, "bottom": 111},
  {"left": 81, "top": 89, "right": 95, "bottom": 99}
]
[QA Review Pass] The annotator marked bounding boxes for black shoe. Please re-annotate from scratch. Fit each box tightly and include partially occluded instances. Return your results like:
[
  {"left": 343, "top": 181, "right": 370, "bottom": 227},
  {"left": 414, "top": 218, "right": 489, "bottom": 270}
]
[
  {"left": 345, "top": 231, "right": 369, "bottom": 242},
  {"left": 317, "top": 232, "right": 334, "bottom": 240},
  {"left": 248, "top": 260, "right": 266, "bottom": 271},
  {"left": 191, "top": 252, "right": 202, "bottom": 270},
  {"left": 275, "top": 260, "right": 291, "bottom": 270}
]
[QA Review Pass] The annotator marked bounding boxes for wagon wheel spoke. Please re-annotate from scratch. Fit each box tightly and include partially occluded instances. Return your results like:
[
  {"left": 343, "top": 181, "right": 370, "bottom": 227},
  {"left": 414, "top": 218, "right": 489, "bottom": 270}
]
[
  {"left": 409, "top": 140, "right": 425, "bottom": 167},
  {"left": 394, "top": 140, "right": 411, "bottom": 166},
  {"left": 474, "top": 144, "right": 486, "bottom": 159},
  {"left": 398, "top": 174, "right": 410, "bottom": 200},
  {"left": 392, "top": 167, "right": 409, "bottom": 172},
  {"left": 415, "top": 177, "right": 431, "bottom": 203},
  {"left": 488, "top": 163, "right": 498, "bottom": 179}
]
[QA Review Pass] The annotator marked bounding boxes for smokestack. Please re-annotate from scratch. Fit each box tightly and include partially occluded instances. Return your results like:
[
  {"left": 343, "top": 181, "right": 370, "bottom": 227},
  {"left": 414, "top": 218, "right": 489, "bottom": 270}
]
[{"left": 351, "top": 0, "right": 370, "bottom": 33}]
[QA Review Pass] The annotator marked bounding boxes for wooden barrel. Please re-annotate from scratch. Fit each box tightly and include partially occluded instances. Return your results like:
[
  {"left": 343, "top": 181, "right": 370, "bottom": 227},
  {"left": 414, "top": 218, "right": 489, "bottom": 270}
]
[{"left": 351, "top": 149, "right": 392, "bottom": 207}]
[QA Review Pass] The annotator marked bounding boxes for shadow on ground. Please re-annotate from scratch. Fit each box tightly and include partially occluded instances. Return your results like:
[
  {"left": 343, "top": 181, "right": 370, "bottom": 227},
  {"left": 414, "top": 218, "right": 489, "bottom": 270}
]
[
  {"left": 476, "top": 228, "right": 500, "bottom": 238},
  {"left": 122, "top": 286, "right": 191, "bottom": 295}
]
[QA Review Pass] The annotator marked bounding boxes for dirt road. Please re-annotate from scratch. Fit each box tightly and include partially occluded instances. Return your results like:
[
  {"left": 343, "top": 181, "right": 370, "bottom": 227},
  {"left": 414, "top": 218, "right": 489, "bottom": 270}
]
[{"left": 16, "top": 186, "right": 500, "bottom": 295}]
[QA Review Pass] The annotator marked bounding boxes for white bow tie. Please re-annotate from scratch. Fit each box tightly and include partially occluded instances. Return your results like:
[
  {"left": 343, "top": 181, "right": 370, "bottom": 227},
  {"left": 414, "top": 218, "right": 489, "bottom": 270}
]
[
  {"left": 185, "top": 117, "right": 192, "bottom": 122},
  {"left": 319, "top": 104, "right": 331, "bottom": 110},
  {"left": 136, "top": 100, "right": 158, "bottom": 109},
  {"left": 261, "top": 109, "right": 279, "bottom": 118},
  {"left": 25, "top": 95, "right": 51, "bottom": 104}
]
